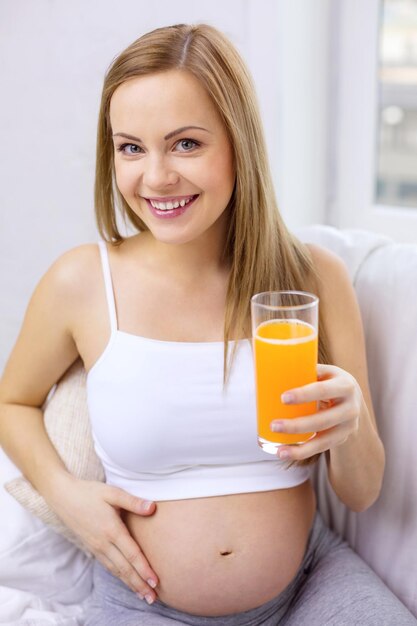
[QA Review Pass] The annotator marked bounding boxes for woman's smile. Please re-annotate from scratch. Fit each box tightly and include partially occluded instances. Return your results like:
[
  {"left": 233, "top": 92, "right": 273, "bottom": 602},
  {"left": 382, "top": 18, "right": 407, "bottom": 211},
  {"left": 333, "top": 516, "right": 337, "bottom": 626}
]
[{"left": 144, "top": 194, "right": 200, "bottom": 219}]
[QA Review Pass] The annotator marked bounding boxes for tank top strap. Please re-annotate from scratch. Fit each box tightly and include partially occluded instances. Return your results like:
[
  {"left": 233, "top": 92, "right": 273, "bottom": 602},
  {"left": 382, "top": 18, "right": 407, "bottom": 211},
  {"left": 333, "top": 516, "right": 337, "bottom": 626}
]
[{"left": 97, "top": 241, "right": 118, "bottom": 333}]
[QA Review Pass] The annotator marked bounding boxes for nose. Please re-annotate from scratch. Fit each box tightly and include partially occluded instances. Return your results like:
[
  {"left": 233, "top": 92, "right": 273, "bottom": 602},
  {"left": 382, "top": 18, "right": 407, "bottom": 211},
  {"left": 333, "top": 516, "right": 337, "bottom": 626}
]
[{"left": 142, "top": 153, "right": 179, "bottom": 191}]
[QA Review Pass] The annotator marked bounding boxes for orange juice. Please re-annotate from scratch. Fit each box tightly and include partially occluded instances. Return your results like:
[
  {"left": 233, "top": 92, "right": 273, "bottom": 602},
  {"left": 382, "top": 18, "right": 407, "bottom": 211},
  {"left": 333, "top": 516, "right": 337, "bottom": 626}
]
[{"left": 254, "top": 319, "right": 318, "bottom": 446}]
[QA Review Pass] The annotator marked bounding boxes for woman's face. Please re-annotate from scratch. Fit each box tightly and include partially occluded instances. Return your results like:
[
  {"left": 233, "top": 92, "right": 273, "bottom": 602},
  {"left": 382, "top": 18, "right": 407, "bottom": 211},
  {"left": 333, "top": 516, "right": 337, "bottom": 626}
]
[{"left": 110, "top": 69, "right": 236, "bottom": 247}]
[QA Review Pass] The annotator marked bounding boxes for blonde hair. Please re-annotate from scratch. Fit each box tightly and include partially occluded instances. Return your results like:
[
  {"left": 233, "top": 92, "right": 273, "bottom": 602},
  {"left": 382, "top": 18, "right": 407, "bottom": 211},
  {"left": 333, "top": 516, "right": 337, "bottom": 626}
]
[{"left": 94, "top": 23, "right": 331, "bottom": 386}]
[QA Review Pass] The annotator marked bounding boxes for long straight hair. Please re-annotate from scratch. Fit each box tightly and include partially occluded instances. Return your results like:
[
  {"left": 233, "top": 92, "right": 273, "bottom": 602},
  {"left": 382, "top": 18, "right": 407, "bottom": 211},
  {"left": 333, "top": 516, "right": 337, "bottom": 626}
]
[{"left": 94, "top": 23, "right": 331, "bottom": 385}]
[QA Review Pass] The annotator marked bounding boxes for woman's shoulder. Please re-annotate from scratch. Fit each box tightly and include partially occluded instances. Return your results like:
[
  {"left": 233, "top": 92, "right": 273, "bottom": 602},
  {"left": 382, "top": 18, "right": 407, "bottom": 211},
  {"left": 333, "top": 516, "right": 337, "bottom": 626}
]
[
  {"left": 45, "top": 242, "right": 100, "bottom": 283},
  {"left": 305, "top": 241, "right": 359, "bottom": 324},
  {"left": 304, "top": 242, "right": 353, "bottom": 301},
  {"left": 49, "top": 241, "right": 100, "bottom": 269},
  {"left": 305, "top": 242, "right": 350, "bottom": 282},
  {"left": 304, "top": 243, "right": 366, "bottom": 363},
  {"left": 35, "top": 243, "right": 103, "bottom": 307},
  {"left": 42, "top": 234, "right": 143, "bottom": 299}
]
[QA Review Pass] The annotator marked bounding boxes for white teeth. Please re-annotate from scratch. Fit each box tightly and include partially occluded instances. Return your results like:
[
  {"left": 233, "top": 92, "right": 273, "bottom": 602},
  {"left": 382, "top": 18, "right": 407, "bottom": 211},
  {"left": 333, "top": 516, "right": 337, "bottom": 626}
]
[{"left": 149, "top": 196, "right": 195, "bottom": 211}]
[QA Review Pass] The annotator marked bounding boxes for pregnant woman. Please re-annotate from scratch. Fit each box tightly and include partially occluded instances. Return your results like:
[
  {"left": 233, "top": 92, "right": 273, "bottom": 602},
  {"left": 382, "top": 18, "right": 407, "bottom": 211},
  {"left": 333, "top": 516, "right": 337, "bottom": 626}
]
[{"left": 0, "top": 23, "right": 415, "bottom": 625}]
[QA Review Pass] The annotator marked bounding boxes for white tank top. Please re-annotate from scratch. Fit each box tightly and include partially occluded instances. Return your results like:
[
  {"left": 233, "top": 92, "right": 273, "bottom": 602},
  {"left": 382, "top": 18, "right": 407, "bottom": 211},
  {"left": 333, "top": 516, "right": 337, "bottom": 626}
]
[{"left": 86, "top": 242, "right": 310, "bottom": 501}]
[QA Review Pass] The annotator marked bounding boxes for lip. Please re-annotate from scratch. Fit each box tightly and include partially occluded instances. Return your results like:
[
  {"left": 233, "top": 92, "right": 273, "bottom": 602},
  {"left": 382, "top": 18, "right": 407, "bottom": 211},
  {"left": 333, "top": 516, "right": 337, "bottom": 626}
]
[
  {"left": 145, "top": 194, "right": 199, "bottom": 219},
  {"left": 145, "top": 194, "right": 197, "bottom": 203}
]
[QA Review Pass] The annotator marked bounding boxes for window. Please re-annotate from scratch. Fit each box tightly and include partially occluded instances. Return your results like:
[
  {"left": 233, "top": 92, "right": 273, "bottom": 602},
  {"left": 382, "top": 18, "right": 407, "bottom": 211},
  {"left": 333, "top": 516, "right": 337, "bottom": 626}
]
[
  {"left": 329, "top": 0, "right": 417, "bottom": 242},
  {"left": 376, "top": 0, "right": 417, "bottom": 209}
]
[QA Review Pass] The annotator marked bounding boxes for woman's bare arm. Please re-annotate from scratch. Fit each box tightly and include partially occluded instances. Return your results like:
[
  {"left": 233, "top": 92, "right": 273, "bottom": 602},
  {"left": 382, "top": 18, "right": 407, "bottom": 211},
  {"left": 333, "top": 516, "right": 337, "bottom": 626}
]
[
  {"left": 0, "top": 247, "right": 159, "bottom": 601},
  {"left": 270, "top": 245, "right": 385, "bottom": 511},
  {"left": 313, "top": 245, "right": 385, "bottom": 510},
  {"left": 0, "top": 251, "right": 81, "bottom": 495}
]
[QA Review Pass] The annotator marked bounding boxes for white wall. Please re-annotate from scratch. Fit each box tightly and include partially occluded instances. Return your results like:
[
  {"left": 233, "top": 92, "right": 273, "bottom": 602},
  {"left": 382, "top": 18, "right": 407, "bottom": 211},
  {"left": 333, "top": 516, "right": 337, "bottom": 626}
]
[
  {"left": 276, "top": 0, "right": 331, "bottom": 231},
  {"left": 0, "top": 0, "right": 330, "bottom": 371}
]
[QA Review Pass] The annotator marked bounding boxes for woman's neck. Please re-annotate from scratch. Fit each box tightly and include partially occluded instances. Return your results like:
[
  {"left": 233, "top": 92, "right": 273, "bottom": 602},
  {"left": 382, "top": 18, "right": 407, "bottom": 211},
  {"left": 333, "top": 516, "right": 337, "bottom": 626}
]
[{"left": 139, "top": 219, "right": 231, "bottom": 285}]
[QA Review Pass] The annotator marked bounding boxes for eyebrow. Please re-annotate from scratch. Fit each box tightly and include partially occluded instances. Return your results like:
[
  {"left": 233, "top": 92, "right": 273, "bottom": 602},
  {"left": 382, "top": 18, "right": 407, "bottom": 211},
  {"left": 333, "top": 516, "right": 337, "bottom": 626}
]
[{"left": 112, "top": 126, "right": 212, "bottom": 143}]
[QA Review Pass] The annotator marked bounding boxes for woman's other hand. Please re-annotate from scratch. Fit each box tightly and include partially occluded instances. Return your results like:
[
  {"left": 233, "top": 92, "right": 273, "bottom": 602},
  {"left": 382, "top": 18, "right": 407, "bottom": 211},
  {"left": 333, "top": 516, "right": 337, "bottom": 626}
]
[
  {"left": 270, "top": 363, "right": 362, "bottom": 462},
  {"left": 49, "top": 475, "right": 159, "bottom": 603}
]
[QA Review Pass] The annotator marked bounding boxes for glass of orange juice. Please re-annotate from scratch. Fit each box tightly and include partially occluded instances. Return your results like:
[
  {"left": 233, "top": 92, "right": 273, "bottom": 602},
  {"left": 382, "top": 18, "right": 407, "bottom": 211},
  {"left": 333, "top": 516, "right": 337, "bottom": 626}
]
[{"left": 251, "top": 291, "right": 319, "bottom": 454}]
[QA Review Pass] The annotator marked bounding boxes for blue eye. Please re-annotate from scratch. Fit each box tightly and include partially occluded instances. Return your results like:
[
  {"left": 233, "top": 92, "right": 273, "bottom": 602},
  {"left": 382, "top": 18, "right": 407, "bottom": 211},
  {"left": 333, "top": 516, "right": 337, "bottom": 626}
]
[
  {"left": 176, "top": 139, "right": 200, "bottom": 152},
  {"left": 117, "top": 143, "right": 142, "bottom": 155}
]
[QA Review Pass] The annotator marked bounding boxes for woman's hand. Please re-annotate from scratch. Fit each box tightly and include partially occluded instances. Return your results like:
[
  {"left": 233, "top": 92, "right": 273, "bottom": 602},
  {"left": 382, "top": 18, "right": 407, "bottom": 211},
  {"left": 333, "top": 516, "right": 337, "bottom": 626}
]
[
  {"left": 48, "top": 475, "right": 159, "bottom": 603},
  {"left": 270, "top": 364, "right": 362, "bottom": 462}
]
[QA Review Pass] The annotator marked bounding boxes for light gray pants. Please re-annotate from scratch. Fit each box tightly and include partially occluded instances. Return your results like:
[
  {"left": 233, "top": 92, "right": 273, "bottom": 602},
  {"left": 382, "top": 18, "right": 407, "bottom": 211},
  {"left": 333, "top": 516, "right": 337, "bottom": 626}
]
[{"left": 85, "top": 512, "right": 416, "bottom": 625}]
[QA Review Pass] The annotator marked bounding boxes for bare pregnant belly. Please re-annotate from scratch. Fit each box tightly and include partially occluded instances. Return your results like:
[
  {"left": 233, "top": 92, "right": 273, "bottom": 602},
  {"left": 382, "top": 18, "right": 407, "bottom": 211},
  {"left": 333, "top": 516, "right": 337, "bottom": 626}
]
[{"left": 125, "top": 480, "right": 316, "bottom": 616}]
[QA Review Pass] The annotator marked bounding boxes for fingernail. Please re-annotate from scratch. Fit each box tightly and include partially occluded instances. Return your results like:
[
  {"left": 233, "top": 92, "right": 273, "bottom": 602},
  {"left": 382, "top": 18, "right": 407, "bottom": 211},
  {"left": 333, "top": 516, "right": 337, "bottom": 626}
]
[
  {"left": 140, "top": 500, "right": 154, "bottom": 513},
  {"left": 279, "top": 449, "right": 291, "bottom": 460},
  {"left": 145, "top": 594, "right": 154, "bottom": 605},
  {"left": 271, "top": 421, "right": 284, "bottom": 432},
  {"left": 281, "top": 392, "right": 295, "bottom": 404},
  {"left": 147, "top": 578, "right": 157, "bottom": 589}
]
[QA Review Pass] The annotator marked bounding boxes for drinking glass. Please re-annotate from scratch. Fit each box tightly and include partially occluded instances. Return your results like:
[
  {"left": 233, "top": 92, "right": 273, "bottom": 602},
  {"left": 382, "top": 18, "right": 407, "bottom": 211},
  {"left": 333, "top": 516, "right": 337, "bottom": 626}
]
[{"left": 251, "top": 291, "right": 319, "bottom": 454}]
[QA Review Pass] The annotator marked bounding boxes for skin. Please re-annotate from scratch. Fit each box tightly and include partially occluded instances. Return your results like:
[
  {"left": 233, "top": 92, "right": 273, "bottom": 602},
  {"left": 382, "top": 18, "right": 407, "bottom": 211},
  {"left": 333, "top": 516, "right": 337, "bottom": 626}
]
[{"left": 0, "top": 69, "right": 384, "bottom": 612}]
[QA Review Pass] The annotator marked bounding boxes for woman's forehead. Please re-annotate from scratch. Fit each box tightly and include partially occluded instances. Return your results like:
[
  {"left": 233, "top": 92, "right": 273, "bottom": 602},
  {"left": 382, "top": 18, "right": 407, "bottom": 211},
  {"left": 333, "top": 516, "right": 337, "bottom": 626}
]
[{"left": 109, "top": 70, "right": 223, "bottom": 134}]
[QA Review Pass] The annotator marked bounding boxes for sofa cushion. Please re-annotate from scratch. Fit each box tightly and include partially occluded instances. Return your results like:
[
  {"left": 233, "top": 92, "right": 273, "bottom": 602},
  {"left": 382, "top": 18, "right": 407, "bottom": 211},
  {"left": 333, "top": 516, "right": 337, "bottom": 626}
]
[{"left": 4, "top": 359, "right": 104, "bottom": 553}]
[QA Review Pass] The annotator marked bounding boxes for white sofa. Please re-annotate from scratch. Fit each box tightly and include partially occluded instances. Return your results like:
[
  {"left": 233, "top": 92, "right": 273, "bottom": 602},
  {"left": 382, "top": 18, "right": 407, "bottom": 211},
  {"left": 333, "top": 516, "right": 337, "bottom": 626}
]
[
  {"left": 1, "top": 225, "right": 416, "bottom": 624},
  {"left": 299, "top": 225, "right": 417, "bottom": 617}
]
